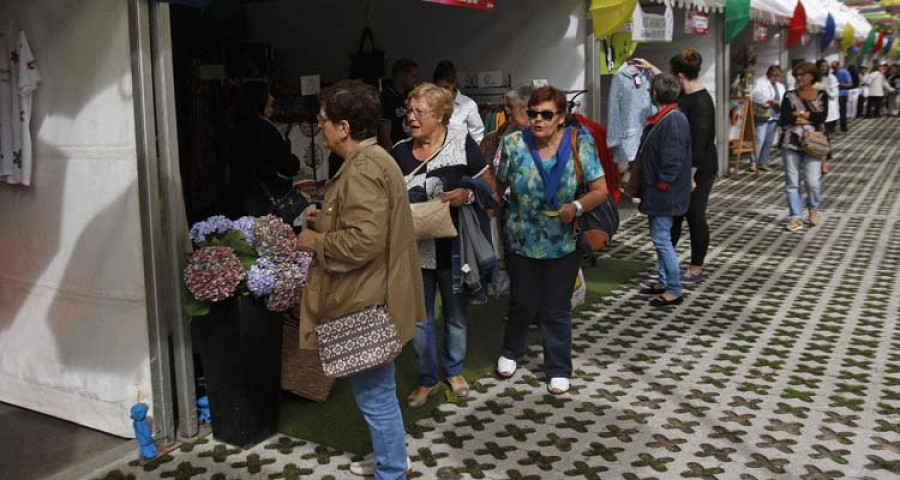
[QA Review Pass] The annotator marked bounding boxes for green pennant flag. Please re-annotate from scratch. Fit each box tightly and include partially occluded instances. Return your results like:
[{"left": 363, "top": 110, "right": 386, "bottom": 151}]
[
  {"left": 861, "top": 29, "right": 877, "bottom": 55},
  {"left": 725, "top": 0, "right": 751, "bottom": 44}
]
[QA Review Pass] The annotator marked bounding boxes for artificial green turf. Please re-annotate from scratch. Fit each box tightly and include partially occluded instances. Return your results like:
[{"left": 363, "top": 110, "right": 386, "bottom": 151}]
[{"left": 277, "top": 258, "right": 647, "bottom": 454}]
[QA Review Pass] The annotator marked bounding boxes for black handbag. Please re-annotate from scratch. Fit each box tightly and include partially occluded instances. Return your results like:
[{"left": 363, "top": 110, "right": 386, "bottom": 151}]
[
  {"left": 250, "top": 169, "right": 310, "bottom": 223},
  {"left": 571, "top": 129, "right": 619, "bottom": 252},
  {"left": 349, "top": 27, "right": 386, "bottom": 85}
]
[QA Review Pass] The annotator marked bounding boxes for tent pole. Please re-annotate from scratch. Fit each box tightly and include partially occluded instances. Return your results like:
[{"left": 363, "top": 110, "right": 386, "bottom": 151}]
[{"left": 128, "top": 0, "right": 176, "bottom": 446}]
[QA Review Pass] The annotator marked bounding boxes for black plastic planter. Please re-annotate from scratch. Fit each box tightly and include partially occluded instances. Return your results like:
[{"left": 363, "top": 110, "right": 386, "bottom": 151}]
[{"left": 192, "top": 295, "right": 283, "bottom": 448}]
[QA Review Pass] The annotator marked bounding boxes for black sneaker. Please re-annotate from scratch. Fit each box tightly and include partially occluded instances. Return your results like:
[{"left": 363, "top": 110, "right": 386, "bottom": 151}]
[{"left": 681, "top": 272, "right": 703, "bottom": 284}]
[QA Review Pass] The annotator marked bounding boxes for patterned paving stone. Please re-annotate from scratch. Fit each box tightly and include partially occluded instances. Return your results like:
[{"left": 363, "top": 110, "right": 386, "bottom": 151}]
[{"left": 91, "top": 118, "right": 900, "bottom": 479}]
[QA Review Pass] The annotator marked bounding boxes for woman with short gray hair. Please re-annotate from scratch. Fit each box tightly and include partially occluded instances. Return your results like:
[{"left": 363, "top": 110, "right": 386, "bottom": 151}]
[
  {"left": 634, "top": 74, "right": 693, "bottom": 307},
  {"left": 480, "top": 85, "right": 535, "bottom": 168}
]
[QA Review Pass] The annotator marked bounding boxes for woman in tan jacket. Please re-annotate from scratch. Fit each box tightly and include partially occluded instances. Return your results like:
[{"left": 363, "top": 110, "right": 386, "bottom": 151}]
[{"left": 295, "top": 80, "right": 425, "bottom": 480}]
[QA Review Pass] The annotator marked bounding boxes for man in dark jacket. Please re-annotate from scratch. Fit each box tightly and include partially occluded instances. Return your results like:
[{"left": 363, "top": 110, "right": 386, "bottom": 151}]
[{"left": 637, "top": 74, "right": 692, "bottom": 307}]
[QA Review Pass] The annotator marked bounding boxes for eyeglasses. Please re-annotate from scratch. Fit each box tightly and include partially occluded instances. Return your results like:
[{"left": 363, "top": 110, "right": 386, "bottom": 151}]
[
  {"left": 316, "top": 113, "right": 329, "bottom": 125},
  {"left": 406, "top": 107, "right": 433, "bottom": 119},
  {"left": 526, "top": 109, "right": 559, "bottom": 121}
]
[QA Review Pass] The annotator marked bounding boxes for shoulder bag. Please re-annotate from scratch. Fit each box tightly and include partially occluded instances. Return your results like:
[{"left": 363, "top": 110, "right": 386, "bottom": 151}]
[
  {"left": 571, "top": 129, "right": 619, "bottom": 252},
  {"left": 348, "top": 27, "right": 386, "bottom": 85},
  {"left": 405, "top": 142, "right": 458, "bottom": 240},
  {"left": 250, "top": 168, "right": 310, "bottom": 223},
  {"left": 786, "top": 92, "right": 831, "bottom": 160},
  {"left": 315, "top": 177, "right": 402, "bottom": 379}
]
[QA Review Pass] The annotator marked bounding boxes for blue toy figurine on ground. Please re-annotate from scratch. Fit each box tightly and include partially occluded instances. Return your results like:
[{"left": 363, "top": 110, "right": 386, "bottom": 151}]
[
  {"left": 197, "top": 396, "right": 211, "bottom": 424},
  {"left": 130, "top": 403, "right": 158, "bottom": 460}
]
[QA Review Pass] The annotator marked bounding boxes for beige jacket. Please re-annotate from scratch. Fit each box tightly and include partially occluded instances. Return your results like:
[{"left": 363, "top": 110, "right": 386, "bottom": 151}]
[{"left": 299, "top": 138, "right": 425, "bottom": 350}]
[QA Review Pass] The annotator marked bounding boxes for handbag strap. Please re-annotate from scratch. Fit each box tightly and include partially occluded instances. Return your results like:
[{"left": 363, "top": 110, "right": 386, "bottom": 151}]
[
  {"left": 404, "top": 131, "right": 449, "bottom": 188},
  {"left": 316, "top": 149, "right": 392, "bottom": 323},
  {"left": 636, "top": 110, "right": 677, "bottom": 159},
  {"left": 358, "top": 27, "right": 376, "bottom": 54}
]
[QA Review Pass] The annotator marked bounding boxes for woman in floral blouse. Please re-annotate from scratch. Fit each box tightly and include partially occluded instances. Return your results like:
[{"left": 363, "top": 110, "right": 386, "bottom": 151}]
[{"left": 495, "top": 86, "right": 607, "bottom": 395}]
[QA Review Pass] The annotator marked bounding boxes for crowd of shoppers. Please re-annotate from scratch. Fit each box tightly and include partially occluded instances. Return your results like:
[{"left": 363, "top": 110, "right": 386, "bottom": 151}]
[{"left": 227, "top": 51, "right": 893, "bottom": 479}]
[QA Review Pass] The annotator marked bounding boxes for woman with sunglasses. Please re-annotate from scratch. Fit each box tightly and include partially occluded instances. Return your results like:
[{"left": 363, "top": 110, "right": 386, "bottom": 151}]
[
  {"left": 495, "top": 86, "right": 607, "bottom": 395},
  {"left": 779, "top": 62, "right": 828, "bottom": 232},
  {"left": 391, "top": 83, "right": 495, "bottom": 408}
]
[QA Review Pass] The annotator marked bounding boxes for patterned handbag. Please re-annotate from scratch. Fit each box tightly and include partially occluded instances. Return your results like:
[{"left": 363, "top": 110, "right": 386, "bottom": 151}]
[
  {"left": 571, "top": 129, "right": 619, "bottom": 252},
  {"left": 314, "top": 185, "right": 402, "bottom": 379}
]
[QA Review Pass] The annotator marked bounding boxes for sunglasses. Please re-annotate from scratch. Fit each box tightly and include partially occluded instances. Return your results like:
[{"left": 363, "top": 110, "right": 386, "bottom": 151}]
[{"left": 526, "top": 109, "right": 559, "bottom": 121}]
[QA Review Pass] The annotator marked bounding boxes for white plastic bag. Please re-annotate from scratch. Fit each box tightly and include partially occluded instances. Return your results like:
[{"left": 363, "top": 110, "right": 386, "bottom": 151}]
[{"left": 571, "top": 268, "right": 586, "bottom": 309}]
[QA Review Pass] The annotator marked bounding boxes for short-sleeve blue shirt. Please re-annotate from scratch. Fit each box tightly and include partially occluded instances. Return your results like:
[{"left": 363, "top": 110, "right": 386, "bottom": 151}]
[{"left": 497, "top": 129, "right": 604, "bottom": 260}]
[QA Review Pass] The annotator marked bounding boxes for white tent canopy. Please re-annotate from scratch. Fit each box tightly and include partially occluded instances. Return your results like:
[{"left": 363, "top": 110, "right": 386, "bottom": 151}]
[
  {"left": 751, "top": 0, "right": 795, "bottom": 25},
  {"left": 800, "top": 0, "right": 830, "bottom": 33}
]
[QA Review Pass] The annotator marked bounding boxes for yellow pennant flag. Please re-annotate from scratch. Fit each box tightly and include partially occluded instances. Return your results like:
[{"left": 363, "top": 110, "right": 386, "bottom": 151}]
[
  {"left": 892, "top": 37, "right": 900, "bottom": 57},
  {"left": 842, "top": 23, "right": 855, "bottom": 52}
]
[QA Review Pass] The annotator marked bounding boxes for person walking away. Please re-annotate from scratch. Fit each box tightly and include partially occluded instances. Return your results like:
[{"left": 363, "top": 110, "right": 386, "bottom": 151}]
[
  {"left": 858, "top": 66, "right": 870, "bottom": 118},
  {"left": 295, "top": 80, "right": 425, "bottom": 480},
  {"left": 433, "top": 60, "right": 485, "bottom": 144},
  {"left": 631, "top": 49, "right": 717, "bottom": 284},
  {"left": 866, "top": 62, "right": 895, "bottom": 119},
  {"left": 751, "top": 66, "right": 786, "bottom": 171},
  {"left": 779, "top": 62, "right": 828, "bottom": 232},
  {"left": 391, "top": 83, "right": 496, "bottom": 408},
  {"left": 817, "top": 59, "right": 839, "bottom": 173},
  {"left": 378, "top": 58, "right": 419, "bottom": 149},
  {"left": 888, "top": 64, "right": 900, "bottom": 116},
  {"left": 480, "top": 85, "right": 534, "bottom": 170},
  {"left": 834, "top": 61, "right": 853, "bottom": 132},
  {"left": 630, "top": 75, "right": 692, "bottom": 307},
  {"left": 495, "top": 86, "right": 607, "bottom": 395}
]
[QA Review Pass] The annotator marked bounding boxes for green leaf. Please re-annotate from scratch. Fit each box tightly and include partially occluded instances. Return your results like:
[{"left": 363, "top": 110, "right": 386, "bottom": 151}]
[
  {"left": 184, "top": 297, "right": 211, "bottom": 319},
  {"left": 221, "top": 230, "right": 257, "bottom": 257},
  {"left": 238, "top": 254, "right": 257, "bottom": 270}
]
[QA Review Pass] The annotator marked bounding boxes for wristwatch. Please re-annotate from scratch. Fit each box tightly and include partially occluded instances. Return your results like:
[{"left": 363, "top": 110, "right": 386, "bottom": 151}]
[{"left": 573, "top": 200, "right": 584, "bottom": 217}]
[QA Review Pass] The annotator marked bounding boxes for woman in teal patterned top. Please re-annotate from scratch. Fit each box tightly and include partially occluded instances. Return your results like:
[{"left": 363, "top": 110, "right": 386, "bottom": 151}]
[{"left": 495, "top": 86, "right": 607, "bottom": 395}]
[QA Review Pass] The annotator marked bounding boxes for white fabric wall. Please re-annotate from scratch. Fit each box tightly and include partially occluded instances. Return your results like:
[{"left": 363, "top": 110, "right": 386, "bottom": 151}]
[
  {"left": 243, "top": 0, "right": 588, "bottom": 91},
  {"left": 0, "top": 0, "right": 150, "bottom": 438}
]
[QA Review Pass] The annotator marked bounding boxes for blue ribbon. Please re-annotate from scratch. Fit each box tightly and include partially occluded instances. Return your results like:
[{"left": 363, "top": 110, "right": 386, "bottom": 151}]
[{"left": 522, "top": 127, "right": 573, "bottom": 211}]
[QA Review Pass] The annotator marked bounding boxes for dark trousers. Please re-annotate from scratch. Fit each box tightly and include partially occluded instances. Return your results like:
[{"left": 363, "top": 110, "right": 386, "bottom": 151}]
[
  {"left": 867, "top": 96, "right": 884, "bottom": 118},
  {"left": 838, "top": 96, "right": 848, "bottom": 132},
  {"left": 672, "top": 171, "right": 714, "bottom": 267},
  {"left": 858, "top": 95, "right": 867, "bottom": 118},
  {"left": 502, "top": 251, "right": 580, "bottom": 379}
]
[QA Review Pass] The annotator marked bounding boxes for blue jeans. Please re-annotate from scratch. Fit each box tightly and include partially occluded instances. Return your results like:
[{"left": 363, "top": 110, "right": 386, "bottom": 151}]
[
  {"left": 650, "top": 216, "right": 682, "bottom": 296},
  {"left": 755, "top": 120, "right": 778, "bottom": 166},
  {"left": 414, "top": 268, "right": 468, "bottom": 387},
  {"left": 348, "top": 362, "right": 408, "bottom": 480},
  {"left": 782, "top": 149, "right": 822, "bottom": 219}
]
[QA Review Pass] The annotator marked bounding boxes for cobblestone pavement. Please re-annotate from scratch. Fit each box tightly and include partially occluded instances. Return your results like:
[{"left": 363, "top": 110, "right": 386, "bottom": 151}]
[{"left": 93, "top": 117, "right": 900, "bottom": 479}]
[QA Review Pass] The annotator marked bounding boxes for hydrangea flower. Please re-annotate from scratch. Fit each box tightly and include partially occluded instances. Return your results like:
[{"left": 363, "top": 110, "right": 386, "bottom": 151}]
[
  {"left": 189, "top": 215, "right": 234, "bottom": 245},
  {"left": 253, "top": 214, "right": 295, "bottom": 261},
  {"left": 184, "top": 246, "right": 245, "bottom": 302},
  {"left": 266, "top": 262, "right": 304, "bottom": 312},
  {"left": 232, "top": 216, "right": 258, "bottom": 245},
  {"left": 246, "top": 257, "right": 277, "bottom": 297}
]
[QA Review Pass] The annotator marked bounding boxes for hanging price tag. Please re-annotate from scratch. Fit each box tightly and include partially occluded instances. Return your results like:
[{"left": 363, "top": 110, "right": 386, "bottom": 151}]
[
  {"left": 685, "top": 10, "right": 709, "bottom": 36},
  {"left": 753, "top": 22, "right": 769, "bottom": 42}
]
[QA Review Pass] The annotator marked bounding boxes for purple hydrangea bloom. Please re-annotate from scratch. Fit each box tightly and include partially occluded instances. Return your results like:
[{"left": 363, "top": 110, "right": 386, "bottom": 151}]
[
  {"left": 232, "top": 216, "right": 258, "bottom": 245},
  {"left": 246, "top": 258, "right": 277, "bottom": 297},
  {"left": 189, "top": 215, "right": 234, "bottom": 245}
]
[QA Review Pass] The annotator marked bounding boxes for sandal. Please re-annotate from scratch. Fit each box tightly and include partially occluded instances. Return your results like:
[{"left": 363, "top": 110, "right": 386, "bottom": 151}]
[
  {"left": 407, "top": 384, "right": 440, "bottom": 408},
  {"left": 496, "top": 356, "right": 517, "bottom": 379},
  {"left": 447, "top": 375, "right": 469, "bottom": 397},
  {"left": 548, "top": 377, "right": 570, "bottom": 395}
]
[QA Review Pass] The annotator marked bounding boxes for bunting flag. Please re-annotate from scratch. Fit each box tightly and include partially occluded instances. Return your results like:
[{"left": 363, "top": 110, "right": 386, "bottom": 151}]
[
  {"left": 884, "top": 37, "right": 894, "bottom": 55},
  {"left": 842, "top": 23, "right": 856, "bottom": 52},
  {"left": 787, "top": 1, "right": 807, "bottom": 49},
  {"left": 891, "top": 37, "right": 900, "bottom": 57},
  {"left": 821, "top": 13, "right": 836, "bottom": 50},
  {"left": 874, "top": 32, "right": 885, "bottom": 53},
  {"left": 861, "top": 29, "right": 877, "bottom": 55},
  {"left": 725, "top": 0, "right": 751, "bottom": 43}
]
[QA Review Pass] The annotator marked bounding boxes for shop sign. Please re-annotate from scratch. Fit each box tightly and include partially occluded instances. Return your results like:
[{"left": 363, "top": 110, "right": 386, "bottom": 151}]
[
  {"left": 684, "top": 10, "right": 709, "bottom": 36},
  {"left": 753, "top": 22, "right": 769, "bottom": 42},
  {"left": 632, "top": 3, "right": 674, "bottom": 42},
  {"left": 422, "top": 0, "right": 495, "bottom": 11}
]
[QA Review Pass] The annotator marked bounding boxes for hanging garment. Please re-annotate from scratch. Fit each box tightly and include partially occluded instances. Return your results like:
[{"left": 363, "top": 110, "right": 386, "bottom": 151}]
[
  {"left": 606, "top": 65, "right": 654, "bottom": 164},
  {"left": 598, "top": 32, "right": 638, "bottom": 75},
  {"left": 575, "top": 114, "right": 620, "bottom": 206},
  {"left": 0, "top": 27, "right": 40, "bottom": 186}
]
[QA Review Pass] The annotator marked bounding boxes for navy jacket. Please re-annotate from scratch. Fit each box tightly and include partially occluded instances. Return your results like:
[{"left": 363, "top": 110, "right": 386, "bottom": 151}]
[{"left": 637, "top": 109, "right": 692, "bottom": 217}]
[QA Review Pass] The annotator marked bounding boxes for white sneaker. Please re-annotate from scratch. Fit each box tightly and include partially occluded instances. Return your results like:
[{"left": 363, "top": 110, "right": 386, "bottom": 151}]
[
  {"left": 548, "top": 377, "right": 571, "bottom": 395},
  {"left": 496, "top": 356, "right": 517, "bottom": 378},
  {"left": 349, "top": 455, "right": 411, "bottom": 476}
]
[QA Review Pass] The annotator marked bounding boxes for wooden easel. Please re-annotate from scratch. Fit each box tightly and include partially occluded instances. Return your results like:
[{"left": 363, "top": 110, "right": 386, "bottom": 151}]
[{"left": 729, "top": 96, "right": 758, "bottom": 177}]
